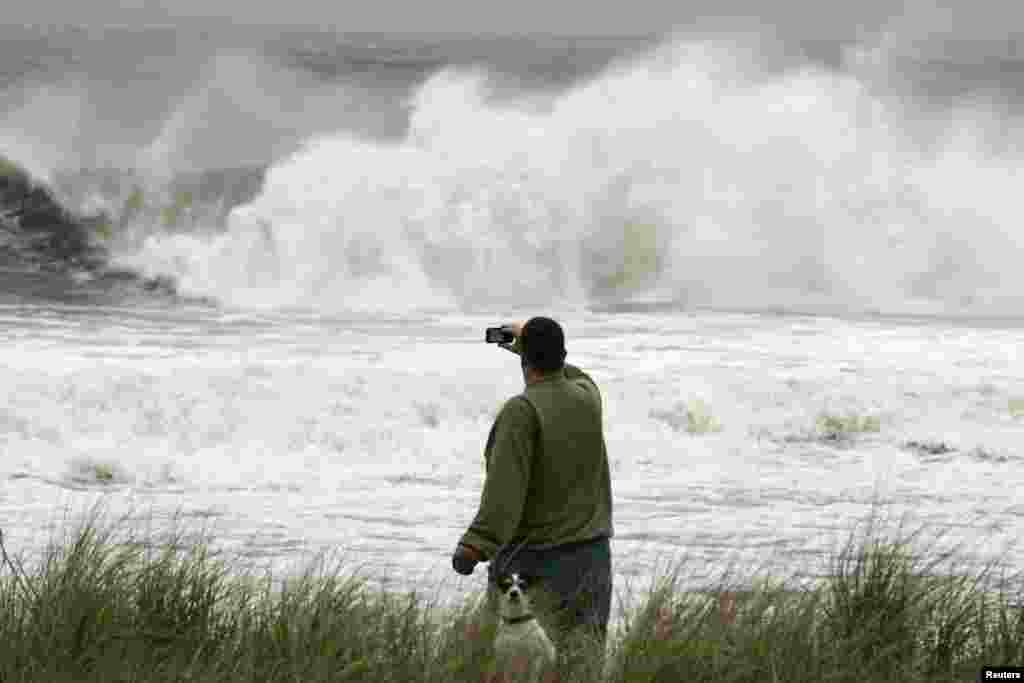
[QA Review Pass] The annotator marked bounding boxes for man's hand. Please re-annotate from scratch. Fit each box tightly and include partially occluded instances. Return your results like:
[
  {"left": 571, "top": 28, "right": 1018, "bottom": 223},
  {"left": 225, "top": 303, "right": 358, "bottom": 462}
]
[
  {"left": 498, "top": 322, "right": 525, "bottom": 355},
  {"left": 451, "top": 543, "right": 485, "bottom": 575}
]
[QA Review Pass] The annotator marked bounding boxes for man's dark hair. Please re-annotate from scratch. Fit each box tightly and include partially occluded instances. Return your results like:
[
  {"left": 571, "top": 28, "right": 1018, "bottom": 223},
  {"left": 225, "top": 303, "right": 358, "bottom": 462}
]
[{"left": 520, "top": 317, "right": 566, "bottom": 373}]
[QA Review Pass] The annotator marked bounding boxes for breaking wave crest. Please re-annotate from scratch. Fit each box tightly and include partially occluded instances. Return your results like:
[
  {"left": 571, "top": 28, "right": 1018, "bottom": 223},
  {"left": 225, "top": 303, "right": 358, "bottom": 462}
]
[{"left": 113, "top": 35, "right": 1024, "bottom": 315}]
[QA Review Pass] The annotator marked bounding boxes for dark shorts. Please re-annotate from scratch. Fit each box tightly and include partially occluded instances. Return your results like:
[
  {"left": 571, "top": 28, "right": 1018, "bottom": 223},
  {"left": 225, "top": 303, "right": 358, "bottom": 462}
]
[{"left": 487, "top": 535, "right": 612, "bottom": 644}]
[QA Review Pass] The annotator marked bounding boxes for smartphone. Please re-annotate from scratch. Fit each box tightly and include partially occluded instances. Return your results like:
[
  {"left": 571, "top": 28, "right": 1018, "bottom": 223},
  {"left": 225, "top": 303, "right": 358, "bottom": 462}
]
[{"left": 485, "top": 327, "right": 515, "bottom": 344}]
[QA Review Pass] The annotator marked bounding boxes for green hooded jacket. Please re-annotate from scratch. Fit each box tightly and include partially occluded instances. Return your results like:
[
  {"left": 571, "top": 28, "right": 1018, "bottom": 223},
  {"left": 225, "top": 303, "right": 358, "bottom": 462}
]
[{"left": 459, "top": 340, "right": 614, "bottom": 559}]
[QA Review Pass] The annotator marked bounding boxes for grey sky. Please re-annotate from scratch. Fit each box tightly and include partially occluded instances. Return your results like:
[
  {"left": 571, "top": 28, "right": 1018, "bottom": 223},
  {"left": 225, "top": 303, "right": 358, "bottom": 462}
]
[{"left": 3, "top": 0, "right": 1022, "bottom": 42}]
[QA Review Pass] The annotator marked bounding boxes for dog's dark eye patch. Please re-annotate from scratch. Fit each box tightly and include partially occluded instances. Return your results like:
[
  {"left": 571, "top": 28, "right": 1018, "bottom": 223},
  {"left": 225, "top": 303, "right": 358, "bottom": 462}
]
[{"left": 496, "top": 576, "right": 513, "bottom": 591}]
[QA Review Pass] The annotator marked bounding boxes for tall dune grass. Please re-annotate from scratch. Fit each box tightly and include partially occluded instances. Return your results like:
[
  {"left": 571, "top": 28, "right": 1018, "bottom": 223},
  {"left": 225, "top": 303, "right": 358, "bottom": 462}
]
[{"left": 0, "top": 506, "right": 1020, "bottom": 682}]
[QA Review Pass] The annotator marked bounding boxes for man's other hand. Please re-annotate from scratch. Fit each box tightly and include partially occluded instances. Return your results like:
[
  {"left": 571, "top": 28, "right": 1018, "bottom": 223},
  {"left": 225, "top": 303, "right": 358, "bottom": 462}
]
[{"left": 451, "top": 543, "right": 485, "bottom": 575}]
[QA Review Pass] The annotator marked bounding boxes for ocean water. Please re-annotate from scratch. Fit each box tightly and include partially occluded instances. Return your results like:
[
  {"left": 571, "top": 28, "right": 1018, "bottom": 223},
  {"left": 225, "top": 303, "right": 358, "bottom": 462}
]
[
  {"left": 2, "top": 23, "right": 1024, "bottom": 620},
  {"left": 2, "top": 304, "right": 1023, "bottom": 618}
]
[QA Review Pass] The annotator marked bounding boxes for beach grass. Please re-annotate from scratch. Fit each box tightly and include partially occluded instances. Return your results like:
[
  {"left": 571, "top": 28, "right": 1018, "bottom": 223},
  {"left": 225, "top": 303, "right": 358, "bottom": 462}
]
[{"left": 0, "top": 507, "right": 1020, "bottom": 682}]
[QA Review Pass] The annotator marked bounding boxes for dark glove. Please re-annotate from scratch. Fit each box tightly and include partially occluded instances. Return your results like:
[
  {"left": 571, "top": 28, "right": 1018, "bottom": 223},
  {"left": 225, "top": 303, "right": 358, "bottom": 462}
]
[{"left": 452, "top": 543, "right": 485, "bottom": 575}]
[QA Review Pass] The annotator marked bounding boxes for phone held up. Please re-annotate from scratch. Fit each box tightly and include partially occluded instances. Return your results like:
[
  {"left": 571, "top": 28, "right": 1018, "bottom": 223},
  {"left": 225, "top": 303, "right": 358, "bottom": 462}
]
[{"left": 485, "top": 326, "right": 515, "bottom": 344}]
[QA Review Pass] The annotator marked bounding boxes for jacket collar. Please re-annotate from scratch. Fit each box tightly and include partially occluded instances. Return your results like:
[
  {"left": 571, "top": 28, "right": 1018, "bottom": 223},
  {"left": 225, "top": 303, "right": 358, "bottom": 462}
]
[{"left": 526, "top": 369, "right": 567, "bottom": 386}]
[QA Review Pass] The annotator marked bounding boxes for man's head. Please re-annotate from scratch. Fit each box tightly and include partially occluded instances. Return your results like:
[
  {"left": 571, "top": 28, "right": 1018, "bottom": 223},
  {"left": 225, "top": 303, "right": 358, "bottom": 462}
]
[{"left": 519, "top": 316, "right": 566, "bottom": 383}]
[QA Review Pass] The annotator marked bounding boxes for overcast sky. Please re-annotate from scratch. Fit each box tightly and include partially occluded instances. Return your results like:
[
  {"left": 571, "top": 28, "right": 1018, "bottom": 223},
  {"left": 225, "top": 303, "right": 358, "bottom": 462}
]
[{"left": 3, "top": 0, "right": 1022, "bottom": 42}]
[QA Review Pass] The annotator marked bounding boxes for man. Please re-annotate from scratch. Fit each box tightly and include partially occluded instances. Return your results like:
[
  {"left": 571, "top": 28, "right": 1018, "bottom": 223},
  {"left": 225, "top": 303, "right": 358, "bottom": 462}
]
[{"left": 451, "top": 316, "right": 614, "bottom": 653}]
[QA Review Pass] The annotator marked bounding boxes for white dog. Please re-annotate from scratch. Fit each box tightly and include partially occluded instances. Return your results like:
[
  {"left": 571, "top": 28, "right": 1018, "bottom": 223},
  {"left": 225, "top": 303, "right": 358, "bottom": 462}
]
[{"left": 487, "top": 572, "right": 558, "bottom": 683}]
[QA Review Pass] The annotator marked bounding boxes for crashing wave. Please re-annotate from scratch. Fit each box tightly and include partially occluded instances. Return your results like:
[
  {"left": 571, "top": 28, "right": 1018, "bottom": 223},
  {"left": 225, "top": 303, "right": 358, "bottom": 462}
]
[{"left": 0, "top": 154, "right": 263, "bottom": 302}]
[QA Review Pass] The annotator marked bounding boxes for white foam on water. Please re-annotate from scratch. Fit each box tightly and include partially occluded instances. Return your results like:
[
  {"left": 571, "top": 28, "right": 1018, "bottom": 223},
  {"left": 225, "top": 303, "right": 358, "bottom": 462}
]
[{"left": 2, "top": 307, "right": 1024, "bottom": 615}]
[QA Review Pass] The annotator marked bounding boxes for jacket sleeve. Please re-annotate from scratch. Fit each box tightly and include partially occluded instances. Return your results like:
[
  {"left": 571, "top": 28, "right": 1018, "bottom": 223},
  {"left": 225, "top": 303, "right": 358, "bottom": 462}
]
[{"left": 458, "top": 397, "right": 536, "bottom": 560}]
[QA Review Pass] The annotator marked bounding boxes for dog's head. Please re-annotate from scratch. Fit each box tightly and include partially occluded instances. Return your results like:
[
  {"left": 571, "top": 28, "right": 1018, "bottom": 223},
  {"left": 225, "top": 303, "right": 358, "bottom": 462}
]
[
  {"left": 496, "top": 572, "right": 531, "bottom": 599},
  {"left": 494, "top": 572, "right": 536, "bottom": 620}
]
